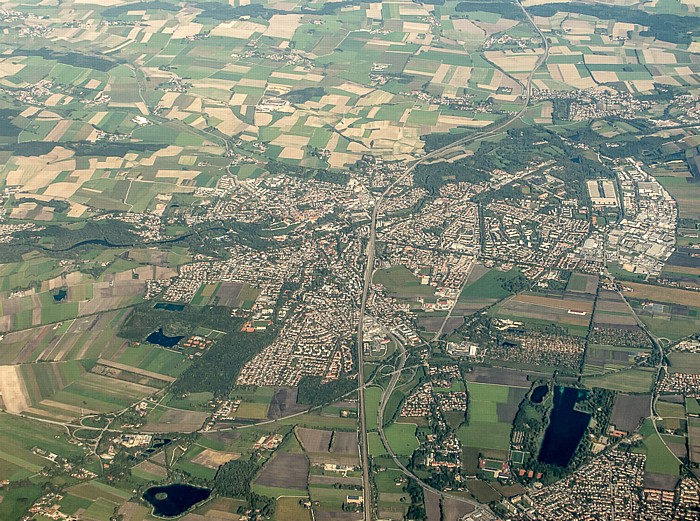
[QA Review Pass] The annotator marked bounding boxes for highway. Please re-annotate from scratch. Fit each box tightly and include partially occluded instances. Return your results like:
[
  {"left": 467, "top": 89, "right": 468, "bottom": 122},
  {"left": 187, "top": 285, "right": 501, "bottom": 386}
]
[{"left": 355, "top": 2, "right": 549, "bottom": 518}]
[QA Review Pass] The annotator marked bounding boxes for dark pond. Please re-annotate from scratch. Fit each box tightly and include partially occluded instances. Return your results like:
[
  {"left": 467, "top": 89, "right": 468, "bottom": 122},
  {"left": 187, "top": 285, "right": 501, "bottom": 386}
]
[
  {"left": 146, "top": 328, "right": 185, "bottom": 348},
  {"left": 143, "top": 484, "right": 210, "bottom": 517},
  {"left": 152, "top": 438, "right": 172, "bottom": 449},
  {"left": 531, "top": 385, "right": 548, "bottom": 404},
  {"left": 154, "top": 303, "right": 185, "bottom": 311},
  {"left": 53, "top": 289, "right": 67, "bottom": 302},
  {"left": 538, "top": 387, "right": 591, "bottom": 467}
]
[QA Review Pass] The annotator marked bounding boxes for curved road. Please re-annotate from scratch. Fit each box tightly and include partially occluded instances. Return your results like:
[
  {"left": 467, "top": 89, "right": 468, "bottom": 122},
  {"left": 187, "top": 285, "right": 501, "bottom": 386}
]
[{"left": 357, "top": 2, "right": 550, "bottom": 518}]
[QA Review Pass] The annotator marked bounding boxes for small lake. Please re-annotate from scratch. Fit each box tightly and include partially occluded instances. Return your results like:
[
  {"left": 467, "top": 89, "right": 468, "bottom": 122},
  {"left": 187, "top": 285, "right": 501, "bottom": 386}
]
[
  {"left": 53, "top": 289, "right": 67, "bottom": 302},
  {"left": 154, "top": 303, "right": 185, "bottom": 312},
  {"left": 538, "top": 387, "right": 591, "bottom": 468},
  {"left": 143, "top": 484, "right": 211, "bottom": 517},
  {"left": 146, "top": 328, "right": 185, "bottom": 348},
  {"left": 531, "top": 385, "right": 548, "bottom": 404}
]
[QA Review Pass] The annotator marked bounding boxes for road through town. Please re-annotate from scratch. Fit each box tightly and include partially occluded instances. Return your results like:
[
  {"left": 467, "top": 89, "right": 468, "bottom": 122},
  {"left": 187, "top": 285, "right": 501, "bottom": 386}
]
[{"left": 356, "top": 2, "right": 550, "bottom": 518}]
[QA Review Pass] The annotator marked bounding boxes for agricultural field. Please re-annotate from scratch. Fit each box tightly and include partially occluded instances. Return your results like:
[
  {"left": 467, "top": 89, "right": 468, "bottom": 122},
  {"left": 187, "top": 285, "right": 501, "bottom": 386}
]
[
  {"left": 384, "top": 423, "right": 420, "bottom": 457},
  {"left": 583, "top": 345, "right": 646, "bottom": 374},
  {"left": 610, "top": 394, "right": 650, "bottom": 433},
  {"left": 583, "top": 367, "right": 656, "bottom": 393},
  {"left": 457, "top": 382, "right": 527, "bottom": 454},
  {"left": 0, "top": 412, "right": 86, "bottom": 483},
  {"left": 566, "top": 273, "right": 598, "bottom": 294},
  {"left": 297, "top": 427, "right": 359, "bottom": 466},
  {"left": 275, "top": 496, "right": 312, "bottom": 521},
  {"left": 631, "top": 419, "right": 681, "bottom": 477},
  {"left": 0, "top": 274, "right": 151, "bottom": 334},
  {"left": 492, "top": 291, "right": 594, "bottom": 330},
  {"left": 0, "top": 0, "right": 699, "bottom": 519},
  {"left": 254, "top": 452, "right": 309, "bottom": 492}
]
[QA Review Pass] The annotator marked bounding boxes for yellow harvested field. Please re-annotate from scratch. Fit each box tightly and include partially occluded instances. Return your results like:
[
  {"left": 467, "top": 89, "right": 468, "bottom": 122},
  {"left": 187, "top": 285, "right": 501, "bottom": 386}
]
[
  {"left": 272, "top": 134, "right": 309, "bottom": 148},
  {"left": 90, "top": 156, "right": 124, "bottom": 168},
  {"left": 403, "top": 21, "right": 430, "bottom": 33},
  {"left": 562, "top": 19, "right": 595, "bottom": 35},
  {"left": 431, "top": 63, "right": 451, "bottom": 84},
  {"left": 367, "top": 2, "right": 382, "bottom": 19},
  {"left": 328, "top": 151, "right": 361, "bottom": 168},
  {"left": 156, "top": 169, "right": 201, "bottom": 181},
  {"left": 338, "top": 82, "right": 374, "bottom": 96},
  {"left": 191, "top": 449, "right": 241, "bottom": 469},
  {"left": 0, "top": 60, "right": 24, "bottom": 78},
  {"left": 44, "top": 120, "right": 73, "bottom": 142},
  {"left": 449, "top": 66, "right": 472, "bottom": 87},
  {"left": 255, "top": 112, "right": 273, "bottom": 126},
  {"left": 88, "top": 112, "right": 107, "bottom": 125},
  {"left": 0, "top": 365, "right": 30, "bottom": 414},
  {"left": 612, "top": 22, "right": 639, "bottom": 39},
  {"left": 206, "top": 107, "right": 248, "bottom": 135},
  {"left": 264, "top": 14, "right": 302, "bottom": 40},
  {"left": 172, "top": 22, "right": 202, "bottom": 39},
  {"left": 485, "top": 51, "right": 541, "bottom": 73},
  {"left": 158, "top": 91, "right": 180, "bottom": 109},
  {"left": 550, "top": 63, "right": 596, "bottom": 89},
  {"left": 626, "top": 80, "right": 655, "bottom": 92},
  {"left": 84, "top": 78, "right": 101, "bottom": 89},
  {"left": 452, "top": 18, "right": 483, "bottom": 35},
  {"left": 591, "top": 71, "right": 620, "bottom": 83},
  {"left": 437, "top": 115, "right": 491, "bottom": 127},
  {"left": 357, "top": 90, "right": 393, "bottom": 107},
  {"left": 20, "top": 106, "right": 40, "bottom": 118},
  {"left": 278, "top": 147, "right": 305, "bottom": 160},
  {"left": 642, "top": 49, "right": 677, "bottom": 65}
]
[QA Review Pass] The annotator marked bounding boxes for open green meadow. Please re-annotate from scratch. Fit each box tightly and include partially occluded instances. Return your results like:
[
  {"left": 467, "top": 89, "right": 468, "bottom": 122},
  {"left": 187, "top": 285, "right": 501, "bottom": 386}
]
[
  {"left": 373, "top": 266, "right": 435, "bottom": 298},
  {"left": 384, "top": 423, "right": 420, "bottom": 456},
  {"left": 583, "top": 367, "right": 655, "bottom": 393},
  {"left": 631, "top": 420, "right": 681, "bottom": 476},
  {"left": 457, "top": 383, "right": 519, "bottom": 452},
  {"left": 460, "top": 268, "right": 521, "bottom": 300}
]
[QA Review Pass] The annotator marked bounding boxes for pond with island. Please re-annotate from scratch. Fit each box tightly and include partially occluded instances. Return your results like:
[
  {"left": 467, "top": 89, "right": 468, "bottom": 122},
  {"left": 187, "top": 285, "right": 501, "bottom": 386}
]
[{"left": 143, "top": 484, "right": 211, "bottom": 517}]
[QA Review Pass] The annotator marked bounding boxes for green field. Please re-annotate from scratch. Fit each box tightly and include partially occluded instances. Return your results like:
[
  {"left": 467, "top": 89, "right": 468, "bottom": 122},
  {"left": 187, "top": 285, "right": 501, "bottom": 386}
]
[
  {"left": 373, "top": 266, "right": 435, "bottom": 297},
  {"left": 275, "top": 496, "right": 312, "bottom": 521},
  {"left": 0, "top": 483, "right": 43, "bottom": 521},
  {"left": 631, "top": 420, "right": 681, "bottom": 476},
  {"left": 117, "top": 344, "right": 190, "bottom": 377},
  {"left": 456, "top": 383, "right": 516, "bottom": 451},
  {"left": 460, "top": 268, "right": 521, "bottom": 300},
  {"left": 254, "top": 484, "right": 308, "bottom": 498},
  {"left": 566, "top": 273, "right": 595, "bottom": 293},
  {"left": 0, "top": 413, "right": 86, "bottom": 484},
  {"left": 583, "top": 367, "right": 655, "bottom": 393},
  {"left": 365, "top": 386, "right": 382, "bottom": 431},
  {"left": 384, "top": 423, "right": 420, "bottom": 456},
  {"left": 667, "top": 352, "right": 700, "bottom": 374}
]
